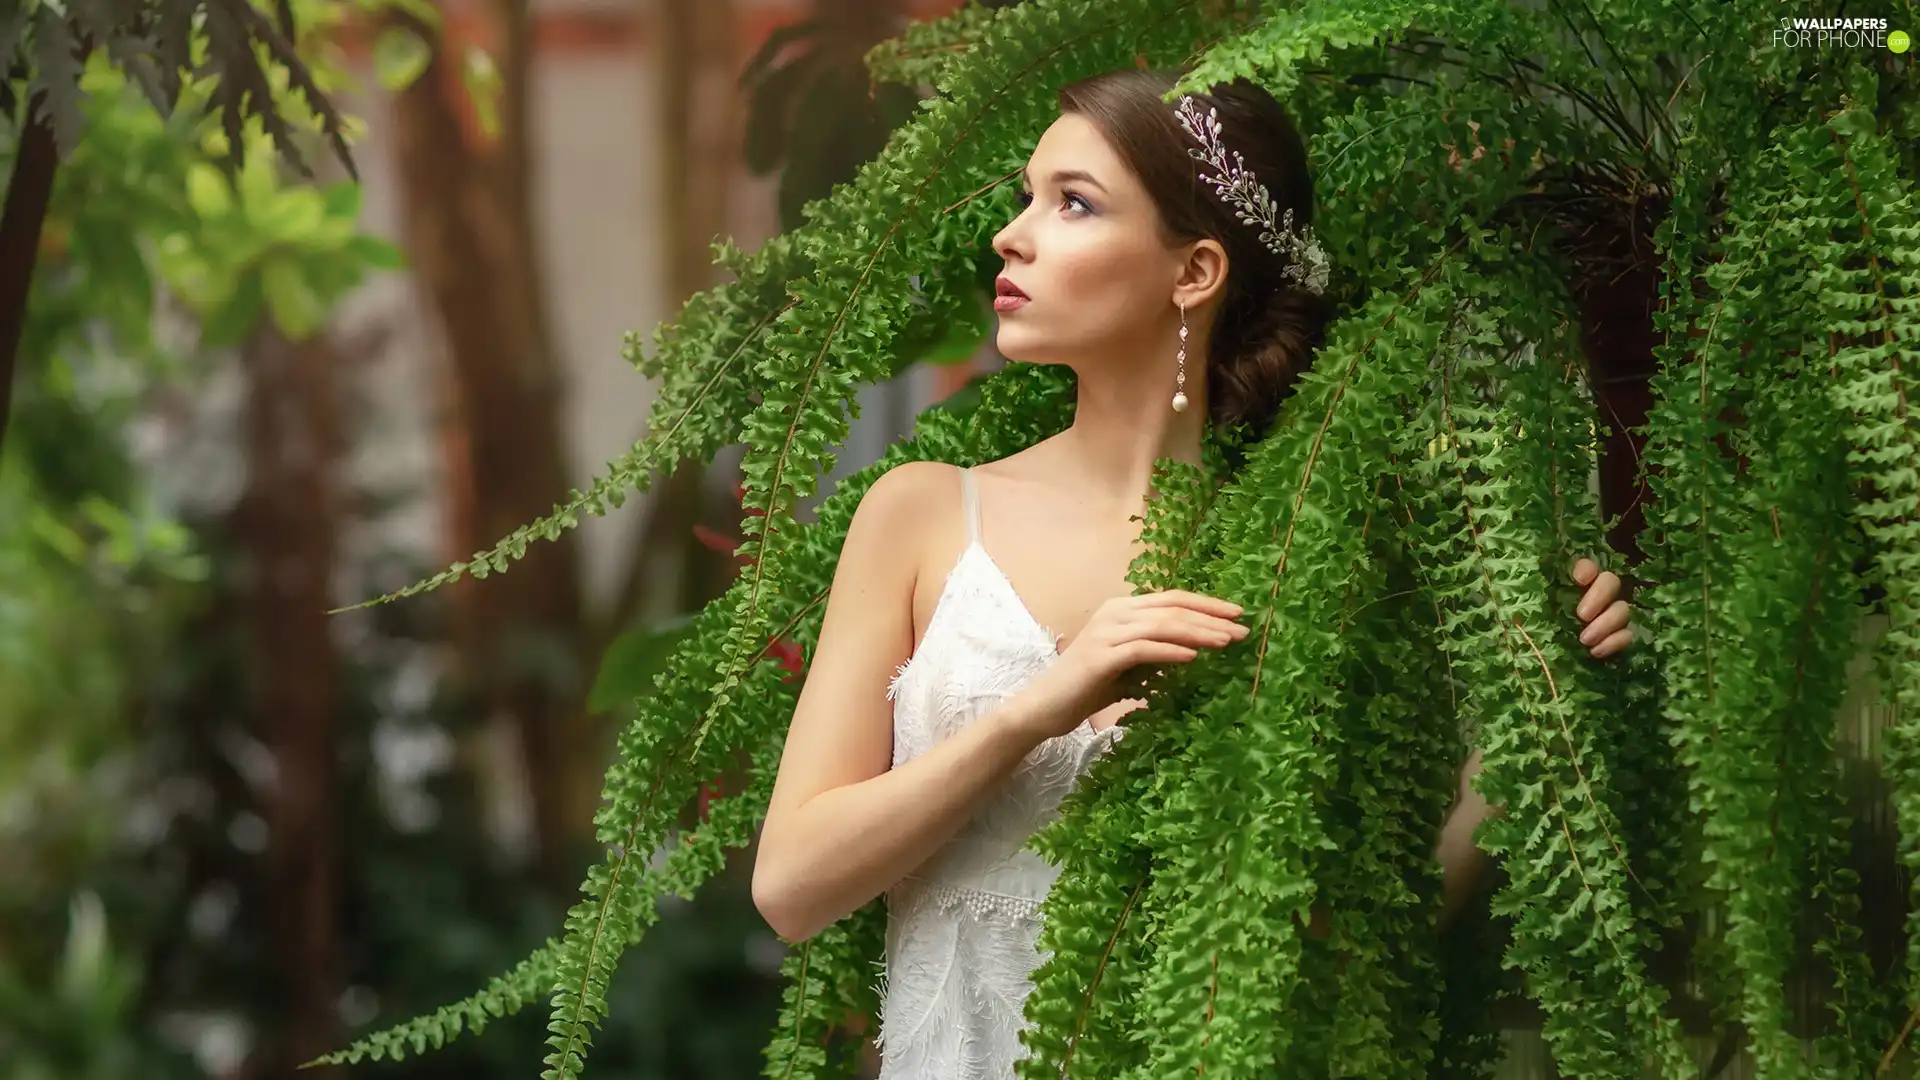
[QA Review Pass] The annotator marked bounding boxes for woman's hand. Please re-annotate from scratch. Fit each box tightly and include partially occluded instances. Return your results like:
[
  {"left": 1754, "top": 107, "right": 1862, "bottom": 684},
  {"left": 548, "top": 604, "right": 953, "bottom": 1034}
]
[
  {"left": 1010, "top": 590, "right": 1248, "bottom": 743},
  {"left": 1571, "top": 557, "right": 1635, "bottom": 660}
]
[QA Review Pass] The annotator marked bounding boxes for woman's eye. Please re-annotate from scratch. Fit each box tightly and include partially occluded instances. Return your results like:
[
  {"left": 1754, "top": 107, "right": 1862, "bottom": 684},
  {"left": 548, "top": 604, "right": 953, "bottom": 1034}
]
[{"left": 1012, "top": 188, "right": 1091, "bottom": 215}]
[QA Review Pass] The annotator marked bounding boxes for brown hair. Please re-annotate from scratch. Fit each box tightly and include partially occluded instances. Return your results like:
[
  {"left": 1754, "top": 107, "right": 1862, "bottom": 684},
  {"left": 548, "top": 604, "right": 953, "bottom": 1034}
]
[{"left": 1058, "top": 68, "right": 1328, "bottom": 436}]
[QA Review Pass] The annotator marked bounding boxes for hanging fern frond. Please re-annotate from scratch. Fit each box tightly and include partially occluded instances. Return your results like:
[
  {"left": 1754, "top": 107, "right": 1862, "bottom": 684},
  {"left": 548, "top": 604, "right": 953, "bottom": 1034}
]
[
  {"left": 1793, "top": 85, "right": 1920, "bottom": 1033},
  {"left": 1408, "top": 244, "right": 1692, "bottom": 1077},
  {"left": 865, "top": 0, "right": 1013, "bottom": 88},
  {"left": 761, "top": 901, "right": 888, "bottom": 1080},
  {"left": 1307, "top": 506, "right": 1454, "bottom": 1080}
]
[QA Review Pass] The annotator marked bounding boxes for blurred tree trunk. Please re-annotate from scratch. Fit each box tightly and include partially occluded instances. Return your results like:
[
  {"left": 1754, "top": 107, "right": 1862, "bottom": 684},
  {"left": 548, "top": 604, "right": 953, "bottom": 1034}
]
[
  {"left": 0, "top": 97, "right": 58, "bottom": 460},
  {"left": 389, "top": 0, "right": 592, "bottom": 884},
  {"left": 236, "top": 322, "right": 344, "bottom": 1077},
  {"left": 661, "top": 0, "right": 736, "bottom": 306},
  {"left": 614, "top": 0, "right": 740, "bottom": 627}
]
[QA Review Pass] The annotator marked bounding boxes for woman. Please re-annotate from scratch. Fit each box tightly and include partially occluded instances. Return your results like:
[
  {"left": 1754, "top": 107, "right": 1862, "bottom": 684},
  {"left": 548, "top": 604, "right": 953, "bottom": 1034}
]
[{"left": 751, "top": 69, "right": 1637, "bottom": 1078}]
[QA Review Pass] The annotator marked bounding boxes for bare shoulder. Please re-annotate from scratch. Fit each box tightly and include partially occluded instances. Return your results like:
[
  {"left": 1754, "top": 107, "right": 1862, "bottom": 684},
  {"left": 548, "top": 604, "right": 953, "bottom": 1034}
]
[
  {"left": 827, "top": 461, "right": 963, "bottom": 607},
  {"left": 856, "top": 459, "right": 956, "bottom": 520},
  {"left": 846, "top": 460, "right": 961, "bottom": 552}
]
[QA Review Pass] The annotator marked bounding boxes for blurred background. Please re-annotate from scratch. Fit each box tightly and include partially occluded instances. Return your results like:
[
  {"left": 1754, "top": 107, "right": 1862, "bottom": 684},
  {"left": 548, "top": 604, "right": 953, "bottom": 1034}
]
[{"left": 0, "top": 1, "right": 1016, "bottom": 1076}]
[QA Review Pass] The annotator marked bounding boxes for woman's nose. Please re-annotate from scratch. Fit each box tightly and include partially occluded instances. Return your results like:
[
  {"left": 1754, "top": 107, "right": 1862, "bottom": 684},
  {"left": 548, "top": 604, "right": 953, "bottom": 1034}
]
[
  {"left": 998, "top": 201, "right": 1029, "bottom": 263},
  {"left": 992, "top": 210, "right": 1030, "bottom": 263}
]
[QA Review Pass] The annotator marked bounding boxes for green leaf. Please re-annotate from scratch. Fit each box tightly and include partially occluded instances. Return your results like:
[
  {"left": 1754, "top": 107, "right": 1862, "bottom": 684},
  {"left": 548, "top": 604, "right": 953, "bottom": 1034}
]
[
  {"left": 254, "top": 187, "right": 325, "bottom": 242},
  {"left": 322, "top": 180, "right": 363, "bottom": 222},
  {"left": 373, "top": 26, "right": 433, "bottom": 92},
  {"left": 184, "top": 163, "right": 231, "bottom": 220},
  {"left": 260, "top": 259, "right": 326, "bottom": 339},
  {"left": 741, "top": 47, "right": 820, "bottom": 175},
  {"left": 238, "top": 139, "right": 278, "bottom": 214},
  {"left": 201, "top": 273, "right": 264, "bottom": 348},
  {"left": 346, "top": 234, "right": 406, "bottom": 270},
  {"left": 587, "top": 615, "right": 699, "bottom": 713},
  {"left": 891, "top": 296, "right": 990, "bottom": 380}
]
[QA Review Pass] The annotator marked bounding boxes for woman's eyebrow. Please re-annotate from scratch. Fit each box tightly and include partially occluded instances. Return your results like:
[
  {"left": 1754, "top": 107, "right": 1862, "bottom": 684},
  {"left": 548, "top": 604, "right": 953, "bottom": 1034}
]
[{"left": 1020, "top": 166, "right": 1109, "bottom": 193}]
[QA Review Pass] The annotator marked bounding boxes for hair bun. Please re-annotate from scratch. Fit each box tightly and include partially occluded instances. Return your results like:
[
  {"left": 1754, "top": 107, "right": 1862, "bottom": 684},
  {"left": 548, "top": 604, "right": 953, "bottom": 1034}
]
[
  {"left": 1208, "top": 282, "right": 1328, "bottom": 436},
  {"left": 1058, "top": 69, "right": 1330, "bottom": 439}
]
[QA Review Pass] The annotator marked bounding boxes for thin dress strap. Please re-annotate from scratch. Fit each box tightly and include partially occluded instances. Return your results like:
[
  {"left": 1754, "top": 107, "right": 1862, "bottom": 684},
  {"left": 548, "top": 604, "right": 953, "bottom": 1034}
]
[{"left": 959, "top": 466, "right": 981, "bottom": 548}]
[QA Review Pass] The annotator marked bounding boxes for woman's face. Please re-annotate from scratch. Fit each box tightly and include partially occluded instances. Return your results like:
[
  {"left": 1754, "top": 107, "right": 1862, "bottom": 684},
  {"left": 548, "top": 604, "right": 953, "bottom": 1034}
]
[{"left": 990, "top": 113, "right": 1183, "bottom": 365}]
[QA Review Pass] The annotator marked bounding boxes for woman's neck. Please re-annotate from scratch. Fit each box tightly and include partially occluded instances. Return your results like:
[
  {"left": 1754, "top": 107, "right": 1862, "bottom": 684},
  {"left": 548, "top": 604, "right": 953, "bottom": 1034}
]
[{"left": 1046, "top": 368, "right": 1209, "bottom": 504}]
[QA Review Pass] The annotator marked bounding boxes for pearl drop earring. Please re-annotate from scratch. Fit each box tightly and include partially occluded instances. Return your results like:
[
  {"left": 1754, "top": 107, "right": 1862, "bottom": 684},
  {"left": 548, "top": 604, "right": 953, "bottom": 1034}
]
[{"left": 1171, "top": 300, "right": 1190, "bottom": 413}]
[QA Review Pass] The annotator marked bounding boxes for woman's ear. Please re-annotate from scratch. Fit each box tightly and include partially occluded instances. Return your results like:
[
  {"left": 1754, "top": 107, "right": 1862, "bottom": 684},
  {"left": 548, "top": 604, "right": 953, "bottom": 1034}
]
[{"left": 1172, "top": 237, "right": 1228, "bottom": 310}]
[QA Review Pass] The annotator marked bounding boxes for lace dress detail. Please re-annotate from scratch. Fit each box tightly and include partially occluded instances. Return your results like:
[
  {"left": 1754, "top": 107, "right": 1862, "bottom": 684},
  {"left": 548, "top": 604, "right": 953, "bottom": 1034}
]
[{"left": 873, "top": 465, "right": 1125, "bottom": 1080}]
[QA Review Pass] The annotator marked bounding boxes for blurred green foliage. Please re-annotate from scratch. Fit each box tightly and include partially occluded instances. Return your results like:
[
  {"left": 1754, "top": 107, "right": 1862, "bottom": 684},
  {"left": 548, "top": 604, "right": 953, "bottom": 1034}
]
[
  {"left": 0, "top": 893, "right": 202, "bottom": 1080},
  {"left": 3, "top": 13, "right": 789, "bottom": 1079}
]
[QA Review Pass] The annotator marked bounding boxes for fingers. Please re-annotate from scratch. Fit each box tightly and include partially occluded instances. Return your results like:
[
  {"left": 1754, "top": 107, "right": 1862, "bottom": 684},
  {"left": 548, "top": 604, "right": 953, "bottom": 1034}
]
[
  {"left": 1579, "top": 599, "right": 1630, "bottom": 646},
  {"left": 1132, "top": 589, "right": 1244, "bottom": 619},
  {"left": 1108, "top": 607, "right": 1246, "bottom": 668},
  {"left": 1577, "top": 569, "right": 1622, "bottom": 622},
  {"left": 1116, "top": 592, "right": 1249, "bottom": 648},
  {"left": 1123, "top": 640, "right": 1201, "bottom": 666},
  {"left": 1150, "top": 606, "right": 1249, "bottom": 647},
  {"left": 1567, "top": 558, "right": 1636, "bottom": 659},
  {"left": 1589, "top": 625, "right": 1635, "bottom": 660}
]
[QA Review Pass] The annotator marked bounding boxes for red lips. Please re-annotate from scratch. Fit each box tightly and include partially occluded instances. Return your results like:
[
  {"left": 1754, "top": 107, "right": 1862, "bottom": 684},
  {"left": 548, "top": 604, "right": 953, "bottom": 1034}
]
[{"left": 993, "top": 276, "right": 1029, "bottom": 313}]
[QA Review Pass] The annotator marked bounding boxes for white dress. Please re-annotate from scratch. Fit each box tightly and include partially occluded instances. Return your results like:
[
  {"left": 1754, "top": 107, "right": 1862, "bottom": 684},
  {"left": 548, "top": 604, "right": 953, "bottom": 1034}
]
[{"left": 873, "top": 465, "right": 1126, "bottom": 1079}]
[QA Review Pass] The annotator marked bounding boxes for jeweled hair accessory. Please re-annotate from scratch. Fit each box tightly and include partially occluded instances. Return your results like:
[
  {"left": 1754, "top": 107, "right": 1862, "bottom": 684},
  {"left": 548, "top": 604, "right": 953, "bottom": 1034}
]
[{"left": 1175, "top": 94, "right": 1331, "bottom": 297}]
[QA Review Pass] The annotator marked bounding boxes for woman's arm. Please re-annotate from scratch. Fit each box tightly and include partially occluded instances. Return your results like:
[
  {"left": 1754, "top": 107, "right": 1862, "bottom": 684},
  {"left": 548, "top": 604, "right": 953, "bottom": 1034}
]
[
  {"left": 751, "top": 462, "right": 1059, "bottom": 943},
  {"left": 1434, "top": 560, "right": 1637, "bottom": 929},
  {"left": 1436, "top": 747, "right": 1497, "bottom": 932}
]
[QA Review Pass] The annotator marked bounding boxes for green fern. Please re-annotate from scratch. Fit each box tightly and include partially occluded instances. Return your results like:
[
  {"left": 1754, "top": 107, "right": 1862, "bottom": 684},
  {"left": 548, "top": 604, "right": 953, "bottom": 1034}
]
[
  {"left": 315, "top": 0, "right": 1920, "bottom": 1076},
  {"left": 1798, "top": 83, "right": 1920, "bottom": 1041}
]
